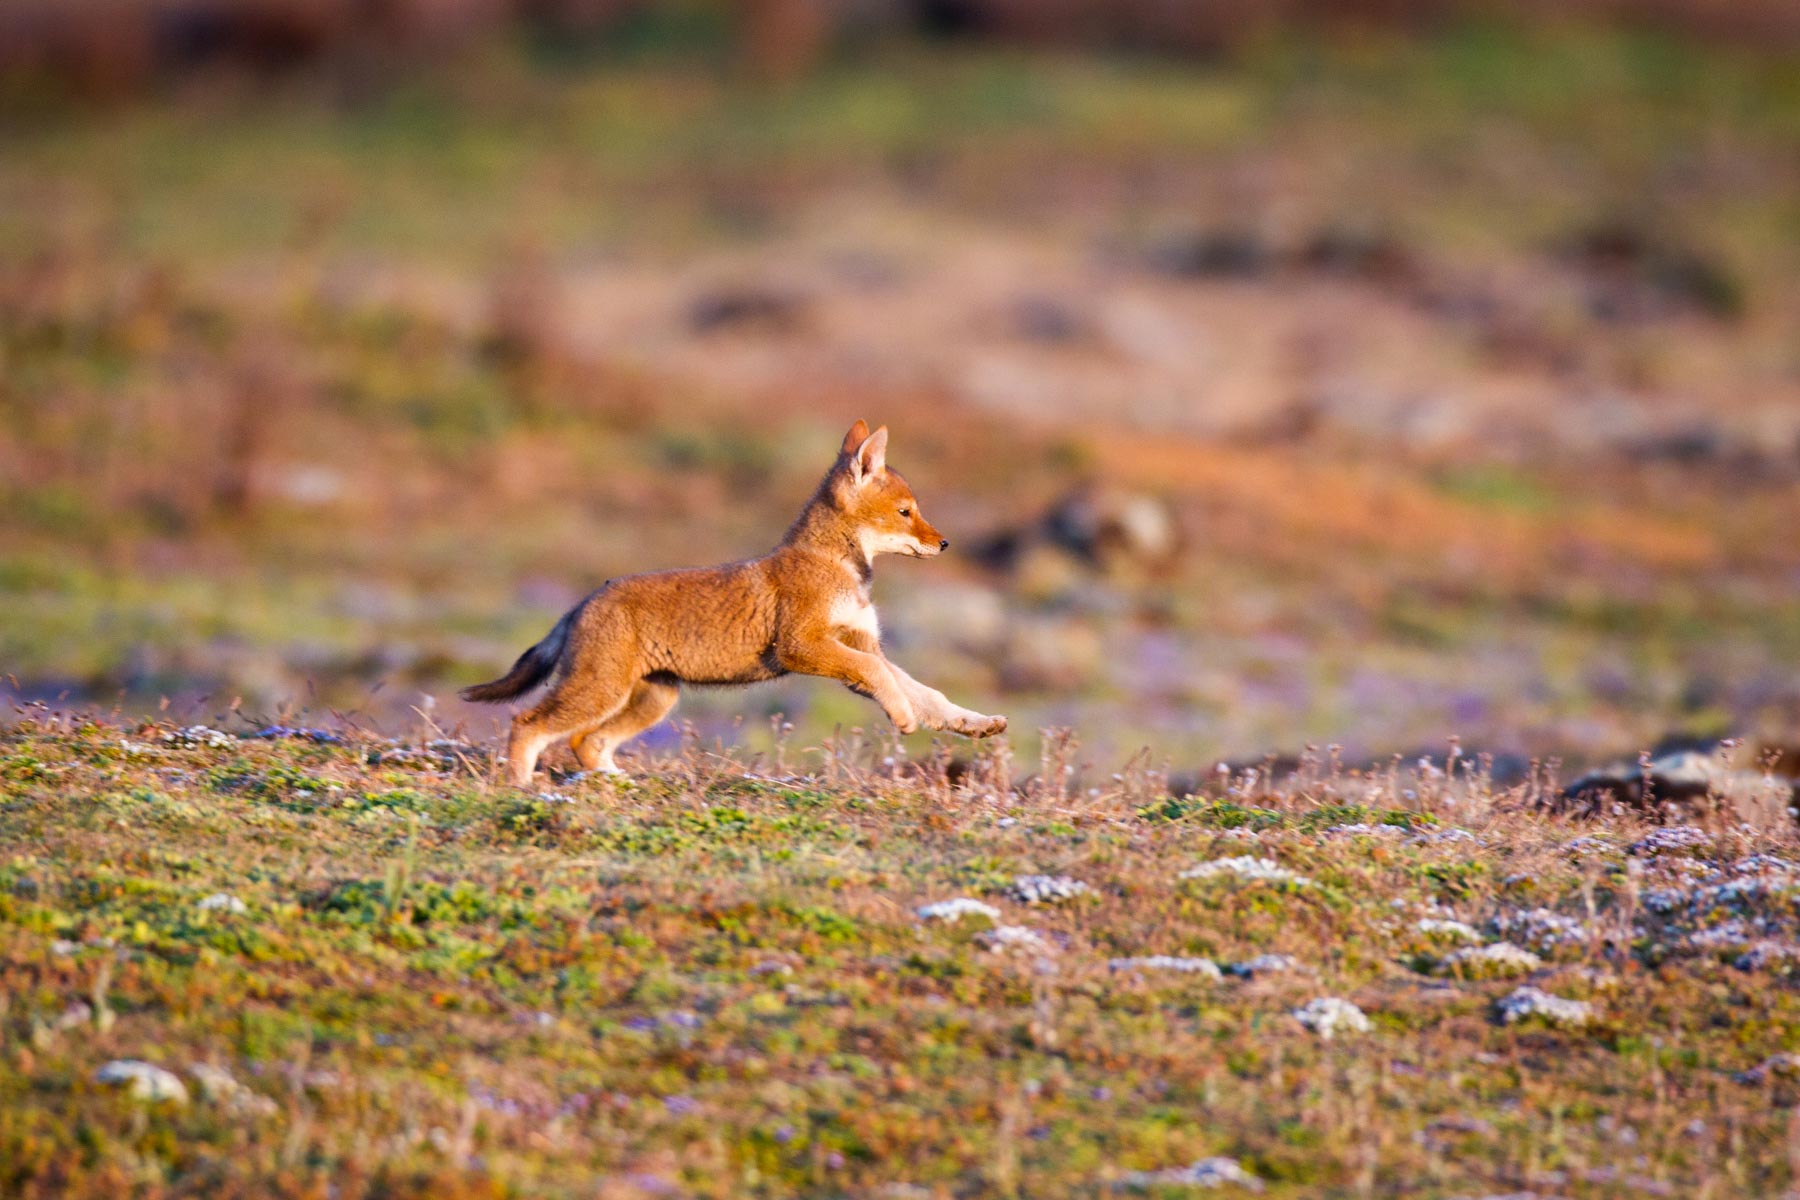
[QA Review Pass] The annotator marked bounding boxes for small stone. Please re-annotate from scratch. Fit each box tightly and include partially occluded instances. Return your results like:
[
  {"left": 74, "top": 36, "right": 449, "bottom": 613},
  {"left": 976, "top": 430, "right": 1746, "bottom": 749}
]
[
  {"left": 1292, "top": 997, "right": 1372, "bottom": 1039},
  {"left": 916, "top": 898, "right": 1002, "bottom": 922},
  {"left": 978, "top": 925, "right": 1056, "bottom": 955},
  {"left": 95, "top": 1060, "right": 189, "bottom": 1104},
  {"left": 1109, "top": 956, "right": 1222, "bottom": 979},
  {"left": 1225, "top": 954, "right": 1298, "bottom": 978},
  {"left": 1180, "top": 857, "right": 1312, "bottom": 887},
  {"left": 1007, "top": 874, "right": 1090, "bottom": 904},
  {"left": 1496, "top": 987, "right": 1594, "bottom": 1029},
  {"left": 1117, "top": 1155, "right": 1264, "bottom": 1191}
]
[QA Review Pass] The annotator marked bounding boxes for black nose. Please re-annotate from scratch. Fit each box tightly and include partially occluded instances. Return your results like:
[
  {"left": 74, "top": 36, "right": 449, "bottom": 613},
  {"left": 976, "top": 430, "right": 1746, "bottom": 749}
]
[{"left": 939, "top": 539, "right": 950, "bottom": 550}]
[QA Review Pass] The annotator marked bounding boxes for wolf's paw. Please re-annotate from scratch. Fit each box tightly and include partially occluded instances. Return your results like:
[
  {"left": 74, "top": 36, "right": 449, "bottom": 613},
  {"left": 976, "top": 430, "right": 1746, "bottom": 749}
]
[
  {"left": 957, "top": 713, "right": 1007, "bottom": 738},
  {"left": 890, "top": 704, "right": 921, "bottom": 736}
]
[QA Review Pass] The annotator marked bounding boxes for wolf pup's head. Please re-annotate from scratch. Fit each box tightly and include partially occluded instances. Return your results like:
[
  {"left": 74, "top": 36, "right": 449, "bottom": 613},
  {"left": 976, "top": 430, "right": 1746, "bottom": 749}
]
[{"left": 833, "top": 419, "right": 947, "bottom": 560}]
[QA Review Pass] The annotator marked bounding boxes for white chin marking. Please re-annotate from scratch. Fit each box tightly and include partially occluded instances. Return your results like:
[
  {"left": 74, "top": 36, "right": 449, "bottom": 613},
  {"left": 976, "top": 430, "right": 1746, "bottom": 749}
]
[{"left": 860, "top": 530, "right": 925, "bottom": 559}]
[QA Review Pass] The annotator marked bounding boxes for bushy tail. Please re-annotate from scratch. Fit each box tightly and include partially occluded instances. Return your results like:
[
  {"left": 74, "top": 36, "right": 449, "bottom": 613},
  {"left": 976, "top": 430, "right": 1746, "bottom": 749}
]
[{"left": 459, "top": 608, "right": 575, "bottom": 703}]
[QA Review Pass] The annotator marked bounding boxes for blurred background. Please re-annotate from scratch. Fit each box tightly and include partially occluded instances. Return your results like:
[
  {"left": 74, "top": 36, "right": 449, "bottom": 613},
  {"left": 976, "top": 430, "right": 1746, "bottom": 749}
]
[{"left": 1, "top": 0, "right": 1797, "bottom": 774}]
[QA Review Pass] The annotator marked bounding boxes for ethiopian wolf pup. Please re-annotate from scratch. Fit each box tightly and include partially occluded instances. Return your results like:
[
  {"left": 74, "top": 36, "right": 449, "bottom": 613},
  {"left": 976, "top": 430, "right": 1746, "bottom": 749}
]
[{"left": 463, "top": 420, "right": 1008, "bottom": 786}]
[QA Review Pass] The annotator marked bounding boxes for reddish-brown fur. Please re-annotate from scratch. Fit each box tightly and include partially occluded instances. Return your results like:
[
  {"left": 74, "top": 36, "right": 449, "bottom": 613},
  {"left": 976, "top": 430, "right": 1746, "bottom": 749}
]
[{"left": 462, "top": 420, "right": 1008, "bottom": 786}]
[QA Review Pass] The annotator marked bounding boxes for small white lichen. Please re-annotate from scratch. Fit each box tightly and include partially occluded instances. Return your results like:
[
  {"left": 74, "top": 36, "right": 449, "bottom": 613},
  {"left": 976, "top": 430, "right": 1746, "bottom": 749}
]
[
  {"left": 1325, "top": 823, "right": 1407, "bottom": 838},
  {"left": 94, "top": 1060, "right": 189, "bottom": 1104},
  {"left": 1496, "top": 987, "right": 1593, "bottom": 1028},
  {"left": 1410, "top": 828, "right": 1483, "bottom": 846},
  {"left": 1180, "top": 857, "right": 1312, "bottom": 887},
  {"left": 1735, "top": 1053, "right": 1800, "bottom": 1084},
  {"left": 1109, "top": 956, "right": 1223, "bottom": 979},
  {"left": 1292, "top": 997, "right": 1371, "bottom": 1039},
  {"left": 916, "top": 898, "right": 1002, "bottom": 922},
  {"left": 1438, "top": 942, "right": 1543, "bottom": 977},
  {"left": 1008, "top": 874, "right": 1091, "bottom": 904},
  {"left": 1684, "top": 920, "right": 1753, "bottom": 951},
  {"left": 1489, "top": 908, "right": 1588, "bottom": 953},
  {"left": 196, "top": 893, "right": 248, "bottom": 914},
  {"left": 1116, "top": 1156, "right": 1264, "bottom": 1191},
  {"left": 1415, "top": 918, "right": 1483, "bottom": 943},
  {"left": 978, "top": 925, "right": 1055, "bottom": 954},
  {"left": 188, "top": 1063, "right": 279, "bottom": 1116},
  {"left": 161, "top": 726, "right": 235, "bottom": 750},
  {"left": 1628, "top": 826, "right": 1712, "bottom": 857},
  {"left": 1734, "top": 942, "right": 1800, "bottom": 971},
  {"left": 1226, "top": 954, "right": 1298, "bottom": 978}
]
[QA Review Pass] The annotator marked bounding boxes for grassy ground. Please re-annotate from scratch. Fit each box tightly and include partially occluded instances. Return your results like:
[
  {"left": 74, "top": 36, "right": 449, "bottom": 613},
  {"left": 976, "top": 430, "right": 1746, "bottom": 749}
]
[{"left": 6, "top": 711, "right": 1800, "bottom": 1197}]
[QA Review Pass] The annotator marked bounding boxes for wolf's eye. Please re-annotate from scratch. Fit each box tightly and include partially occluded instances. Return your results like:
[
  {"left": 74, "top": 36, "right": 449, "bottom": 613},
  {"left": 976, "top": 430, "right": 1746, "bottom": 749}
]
[{"left": 898, "top": 507, "right": 911, "bottom": 517}]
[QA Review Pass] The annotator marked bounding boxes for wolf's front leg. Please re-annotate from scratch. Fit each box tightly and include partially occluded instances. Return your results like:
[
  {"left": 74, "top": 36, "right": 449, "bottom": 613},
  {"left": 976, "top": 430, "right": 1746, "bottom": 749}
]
[
  {"left": 779, "top": 638, "right": 920, "bottom": 734},
  {"left": 885, "top": 661, "right": 1007, "bottom": 738}
]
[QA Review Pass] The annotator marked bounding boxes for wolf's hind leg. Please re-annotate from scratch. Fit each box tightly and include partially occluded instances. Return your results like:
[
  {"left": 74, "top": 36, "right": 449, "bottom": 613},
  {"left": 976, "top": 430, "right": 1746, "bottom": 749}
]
[
  {"left": 506, "top": 665, "right": 634, "bottom": 787},
  {"left": 570, "top": 678, "right": 679, "bottom": 776}
]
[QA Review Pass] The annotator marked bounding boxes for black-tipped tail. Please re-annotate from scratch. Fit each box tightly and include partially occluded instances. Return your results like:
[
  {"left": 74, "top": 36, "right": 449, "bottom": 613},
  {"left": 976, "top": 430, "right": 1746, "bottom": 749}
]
[{"left": 459, "top": 609, "right": 574, "bottom": 704}]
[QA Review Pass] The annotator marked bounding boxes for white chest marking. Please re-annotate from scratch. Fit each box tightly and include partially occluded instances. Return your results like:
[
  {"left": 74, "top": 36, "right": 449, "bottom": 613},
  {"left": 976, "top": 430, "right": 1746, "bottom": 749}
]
[{"left": 828, "top": 592, "right": 881, "bottom": 642}]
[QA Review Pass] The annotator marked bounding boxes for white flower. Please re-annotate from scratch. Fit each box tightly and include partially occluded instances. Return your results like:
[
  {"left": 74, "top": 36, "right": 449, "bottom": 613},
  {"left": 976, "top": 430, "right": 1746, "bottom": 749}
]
[
  {"left": 916, "top": 898, "right": 1001, "bottom": 922},
  {"left": 1117, "top": 1156, "right": 1263, "bottom": 1191},
  {"left": 1415, "top": 918, "right": 1482, "bottom": 943},
  {"left": 1008, "top": 875, "right": 1090, "bottom": 904},
  {"left": 1109, "top": 956, "right": 1222, "bottom": 979},
  {"left": 1292, "top": 997, "right": 1371, "bottom": 1039},
  {"left": 1181, "top": 857, "right": 1312, "bottom": 887},
  {"left": 196, "top": 893, "right": 248, "bottom": 914},
  {"left": 1496, "top": 987, "right": 1593, "bottom": 1028},
  {"left": 94, "top": 1060, "right": 189, "bottom": 1104},
  {"left": 1437, "top": 942, "right": 1542, "bottom": 977},
  {"left": 978, "top": 925, "right": 1055, "bottom": 954}
]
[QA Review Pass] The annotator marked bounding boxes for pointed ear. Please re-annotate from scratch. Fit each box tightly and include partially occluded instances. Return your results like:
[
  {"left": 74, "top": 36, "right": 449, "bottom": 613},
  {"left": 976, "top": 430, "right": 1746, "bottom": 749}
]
[
  {"left": 850, "top": 425, "right": 888, "bottom": 484},
  {"left": 840, "top": 419, "right": 871, "bottom": 457}
]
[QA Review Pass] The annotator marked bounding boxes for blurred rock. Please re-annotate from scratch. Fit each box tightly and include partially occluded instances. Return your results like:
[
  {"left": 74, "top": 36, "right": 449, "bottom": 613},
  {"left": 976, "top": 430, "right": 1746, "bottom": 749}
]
[
  {"left": 1559, "top": 220, "right": 1746, "bottom": 322},
  {"left": 975, "top": 485, "right": 1181, "bottom": 583},
  {"left": 1047, "top": 485, "right": 1180, "bottom": 568},
  {"left": 1144, "top": 227, "right": 1274, "bottom": 280},
  {"left": 95, "top": 1060, "right": 188, "bottom": 1105},
  {"left": 688, "top": 285, "right": 810, "bottom": 335},
  {"left": 1298, "top": 223, "right": 1420, "bottom": 285},
  {"left": 1008, "top": 294, "right": 1092, "bottom": 344},
  {"left": 1561, "top": 744, "right": 1800, "bottom": 819}
]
